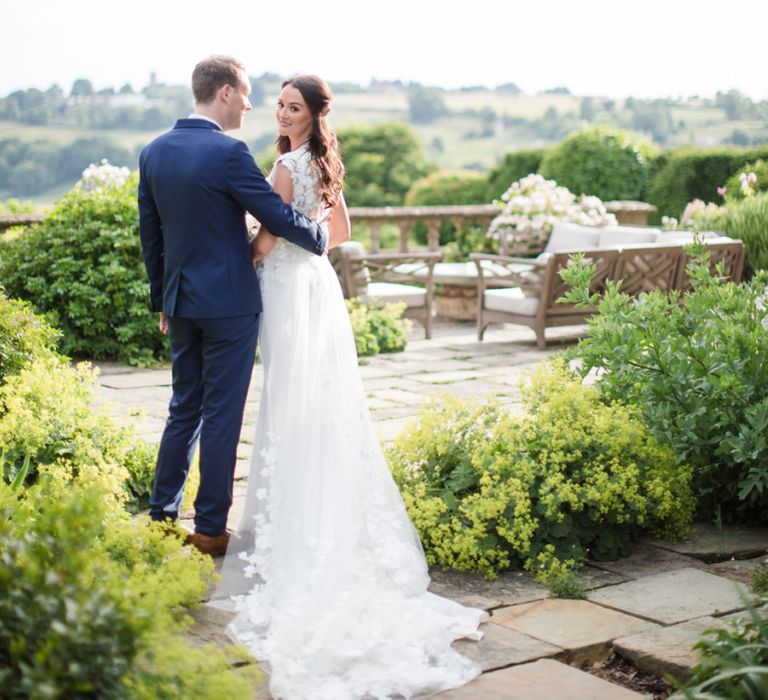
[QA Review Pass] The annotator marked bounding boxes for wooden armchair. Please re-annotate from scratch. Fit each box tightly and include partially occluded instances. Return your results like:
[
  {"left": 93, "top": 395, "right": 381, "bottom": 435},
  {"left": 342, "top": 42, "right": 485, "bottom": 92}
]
[{"left": 330, "top": 241, "right": 441, "bottom": 338}]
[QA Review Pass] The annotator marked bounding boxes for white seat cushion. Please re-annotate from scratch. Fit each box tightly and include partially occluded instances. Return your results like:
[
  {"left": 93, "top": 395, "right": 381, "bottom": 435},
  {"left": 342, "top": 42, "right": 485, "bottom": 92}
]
[
  {"left": 484, "top": 287, "right": 540, "bottom": 316},
  {"left": 597, "top": 227, "right": 659, "bottom": 247},
  {"left": 545, "top": 222, "right": 602, "bottom": 252},
  {"left": 364, "top": 282, "right": 427, "bottom": 308}
]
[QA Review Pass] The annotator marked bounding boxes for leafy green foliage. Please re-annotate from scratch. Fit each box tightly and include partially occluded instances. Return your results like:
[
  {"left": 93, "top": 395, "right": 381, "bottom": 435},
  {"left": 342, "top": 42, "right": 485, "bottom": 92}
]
[
  {"left": 0, "top": 476, "right": 259, "bottom": 699},
  {"left": 672, "top": 593, "right": 768, "bottom": 699},
  {"left": 0, "top": 288, "right": 61, "bottom": 385},
  {"left": 540, "top": 126, "right": 658, "bottom": 201},
  {"left": 0, "top": 198, "right": 34, "bottom": 214},
  {"left": 0, "top": 173, "right": 166, "bottom": 365},
  {"left": 405, "top": 170, "right": 489, "bottom": 206},
  {"left": 486, "top": 149, "right": 547, "bottom": 200},
  {"left": 405, "top": 170, "right": 494, "bottom": 260},
  {"left": 723, "top": 191, "right": 768, "bottom": 274},
  {"left": 560, "top": 252, "right": 768, "bottom": 522},
  {"left": 388, "top": 361, "right": 692, "bottom": 579},
  {"left": 338, "top": 123, "right": 435, "bottom": 206},
  {"left": 753, "top": 561, "right": 768, "bottom": 596},
  {"left": 0, "top": 135, "right": 135, "bottom": 196},
  {"left": 347, "top": 299, "right": 412, "bottom": 356},
  {"left": 647, "top": 145, "right": 768, "bottom": 221},
  {"left": 0, "top": 357, "right": 155, "bottom": 513}
]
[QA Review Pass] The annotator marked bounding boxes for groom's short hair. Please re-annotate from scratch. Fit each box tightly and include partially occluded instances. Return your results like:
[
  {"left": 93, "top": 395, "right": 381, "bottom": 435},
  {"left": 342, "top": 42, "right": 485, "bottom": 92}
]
[{"left": 192, "top": 56, "right": 246, "bottom": 104}]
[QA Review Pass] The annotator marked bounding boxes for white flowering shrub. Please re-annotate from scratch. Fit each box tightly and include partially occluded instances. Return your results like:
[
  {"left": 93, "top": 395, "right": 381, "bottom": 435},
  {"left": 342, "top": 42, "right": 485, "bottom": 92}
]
[
  {"left": 77, "top": 158, "right": 132, "bottom": 192},
  {"left": 487, "top": 174, "right": 617, "bottom": 254}
]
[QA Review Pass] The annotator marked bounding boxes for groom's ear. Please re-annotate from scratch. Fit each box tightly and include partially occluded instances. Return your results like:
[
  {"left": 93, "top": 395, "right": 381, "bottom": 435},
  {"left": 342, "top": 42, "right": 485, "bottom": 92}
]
[{"left": 220, "top": 84, "right": 232, "bottom": 102}]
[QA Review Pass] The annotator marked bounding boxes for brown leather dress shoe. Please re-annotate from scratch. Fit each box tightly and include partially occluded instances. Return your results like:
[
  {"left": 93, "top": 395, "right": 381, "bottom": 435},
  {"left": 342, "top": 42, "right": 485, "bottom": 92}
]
[{"left": 187, "top": 531, "right": 231, "bottom": 557}]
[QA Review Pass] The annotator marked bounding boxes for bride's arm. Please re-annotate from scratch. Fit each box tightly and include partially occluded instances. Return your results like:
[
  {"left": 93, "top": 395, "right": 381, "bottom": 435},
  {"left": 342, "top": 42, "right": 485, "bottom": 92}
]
[
  {"left": 327, "top": 193, "right": 351, "bottom": 249},
  {"left": 250, "top": 163, "right": 293, "bottom": 259}
]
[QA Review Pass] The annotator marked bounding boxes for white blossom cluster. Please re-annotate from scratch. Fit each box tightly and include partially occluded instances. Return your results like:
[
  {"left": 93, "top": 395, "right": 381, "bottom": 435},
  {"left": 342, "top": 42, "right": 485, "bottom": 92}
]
[
  {"left": 487, "top": 174, "right": 617, "bottom": 241},
  {"left": 680, "top": 199, "right": 723, "bottom": 227},
  {"left": 739, "top": 170, "right": 758, "bottom": 196},
  {"left": 77, "top": 158, "right": 132, "bottom": 192}
]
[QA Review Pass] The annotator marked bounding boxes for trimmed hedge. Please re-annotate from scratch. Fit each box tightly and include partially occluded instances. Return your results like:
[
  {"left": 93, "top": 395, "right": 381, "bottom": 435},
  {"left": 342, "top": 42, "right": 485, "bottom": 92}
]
[{"left": 647, "top": 145, "right": 768, "bottom": 222}]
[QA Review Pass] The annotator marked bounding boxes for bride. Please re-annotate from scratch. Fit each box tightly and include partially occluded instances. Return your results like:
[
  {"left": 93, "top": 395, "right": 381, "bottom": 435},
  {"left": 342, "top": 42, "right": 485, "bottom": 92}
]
[{"left": 214, "top": 75, "right": 488, "bottom": 700}]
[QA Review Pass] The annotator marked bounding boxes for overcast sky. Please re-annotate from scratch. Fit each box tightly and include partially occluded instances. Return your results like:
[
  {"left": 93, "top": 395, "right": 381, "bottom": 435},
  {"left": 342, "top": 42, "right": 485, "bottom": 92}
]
[{"left": 2, "top": 0, "right": 763, "bottom": 99}]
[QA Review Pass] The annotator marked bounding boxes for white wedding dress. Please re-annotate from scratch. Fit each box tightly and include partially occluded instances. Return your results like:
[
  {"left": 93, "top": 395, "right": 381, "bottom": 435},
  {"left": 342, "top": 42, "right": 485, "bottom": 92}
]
[{"left": 214, "top": 143, "right": 488, "bottom": 700}]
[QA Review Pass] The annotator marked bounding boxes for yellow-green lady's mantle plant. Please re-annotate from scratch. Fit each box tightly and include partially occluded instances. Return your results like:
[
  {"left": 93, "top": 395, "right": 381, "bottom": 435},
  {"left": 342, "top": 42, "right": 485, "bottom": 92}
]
[{"left": 388, "top": 360, "right": 692, "bottom": 580}]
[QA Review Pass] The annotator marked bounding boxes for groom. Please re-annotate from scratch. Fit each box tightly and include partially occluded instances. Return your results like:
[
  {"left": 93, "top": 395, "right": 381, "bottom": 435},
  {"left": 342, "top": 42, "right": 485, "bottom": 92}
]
[{"left": 138, "top": 55, "right": 327, "bottom": 556}]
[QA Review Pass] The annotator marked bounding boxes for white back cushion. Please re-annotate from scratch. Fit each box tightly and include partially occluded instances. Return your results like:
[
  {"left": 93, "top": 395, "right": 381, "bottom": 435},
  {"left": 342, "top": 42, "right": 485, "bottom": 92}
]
[
  {"left": 545, "top": 223, "right": 601, "bottom": 252},
  {"left": 597, "top": 227, "right": 660, "bottom": 248}
]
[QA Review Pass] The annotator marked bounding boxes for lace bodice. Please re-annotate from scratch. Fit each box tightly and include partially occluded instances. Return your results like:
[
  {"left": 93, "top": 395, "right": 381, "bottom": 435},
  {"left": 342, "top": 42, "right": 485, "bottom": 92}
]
[{"left": 261, "top": 143, "right": 326, "bottom": 268}]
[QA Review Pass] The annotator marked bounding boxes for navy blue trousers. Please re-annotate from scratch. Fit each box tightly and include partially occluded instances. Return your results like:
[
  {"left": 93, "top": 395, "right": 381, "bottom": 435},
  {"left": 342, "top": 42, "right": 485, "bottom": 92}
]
[{"left": 149, "top": 314, "right": 259, "bottom": 536}]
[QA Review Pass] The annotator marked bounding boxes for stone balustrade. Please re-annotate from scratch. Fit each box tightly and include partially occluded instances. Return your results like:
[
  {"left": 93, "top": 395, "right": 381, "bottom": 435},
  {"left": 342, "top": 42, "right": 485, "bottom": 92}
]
[
  {"left": 0, "top": 213, "right": 44, "bottom": 232},
  {"left": 1, "top": 201, "right": 657, "bottom": 246},
  {"left": 348, "top": 201, "right": 657, "bottom": 253}
]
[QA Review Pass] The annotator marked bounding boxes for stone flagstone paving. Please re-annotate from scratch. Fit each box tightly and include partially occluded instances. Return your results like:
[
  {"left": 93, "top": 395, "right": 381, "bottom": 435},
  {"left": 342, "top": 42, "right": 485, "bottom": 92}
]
[{"left": 96, "top": 320, "right": 768, "bottom": 699}]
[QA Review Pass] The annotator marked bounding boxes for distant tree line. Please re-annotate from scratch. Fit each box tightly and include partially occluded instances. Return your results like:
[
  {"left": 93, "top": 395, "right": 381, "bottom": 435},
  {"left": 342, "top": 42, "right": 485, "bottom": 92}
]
[
  {"left": 0, "top": 137, "right": 135, "bottom": 196},
  {"left": 0, "top": 76, "right": 268, "bottom": 130}
]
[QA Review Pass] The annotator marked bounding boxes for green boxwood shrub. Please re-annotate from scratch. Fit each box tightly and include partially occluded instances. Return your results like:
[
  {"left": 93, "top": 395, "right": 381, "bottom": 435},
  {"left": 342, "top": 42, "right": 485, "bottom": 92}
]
[
  {"left": 388, "top": 360, "right": 692, "bottom": 579},
  {"left": 0, "top": 288, "right": 60, "bottom": 384},
  {"left": 0, "top": 173, "right": 166, "bottom": 366},
  {"left": 0, "top": 476, "right": 259, "bottom": 698},
  {"left": 647, "top": 145, "right": 768, "bottom": 222},
  {"left": 540, "top": 126, "right": 658, "bottom": 201},
  {"left": 560, "top": 250, "right": 768, "bottom": 523},
  {"left": 486, "top": 148, "right": 547, "bottom": 200},
  {"left": 347, "top": 299, "right": 411, "bottom": 356}
]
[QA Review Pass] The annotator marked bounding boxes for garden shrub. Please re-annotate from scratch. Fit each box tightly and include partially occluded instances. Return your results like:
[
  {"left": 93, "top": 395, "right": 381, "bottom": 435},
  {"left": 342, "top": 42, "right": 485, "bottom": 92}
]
[
  {"left": 0, "top": 476, "right": 259, "bottom": 698},
  {"left": 388, "top": 361, "right": 692, "bottom": 579},
  {"left": 347, "top": 299, "right": 411, "bottom": 356},
  {"left": 0, "top": 288, "right": 60, "bottom": 385},
  {"left": 405, "top": 170, "right": 489, "bottom": 206},
  {"left": 672, "top": 592, "right": 768, "bottom": 698},
  {"left": 0, "top": 356, "right": 155, "bottom": 512},
  {"left": 722, "top": 191, "right": 768, "bottom": 275},
  {"left": 646, "top": 145, "right": 768, "bottom": 222},
  {"left": 540, "top": 126, "right": 658, "bottom": 201},
  {"left": 560, "top": 249, "right": 768, "bottom": 522},
  {"left": 486, "top": 148, "right": 547, "bottom": 200},
  {"left": 0, "top": 169, "right": 166, "bottom": 366},
  {"left": 405, "top": 170, "right": 493, "bottom": 261}
]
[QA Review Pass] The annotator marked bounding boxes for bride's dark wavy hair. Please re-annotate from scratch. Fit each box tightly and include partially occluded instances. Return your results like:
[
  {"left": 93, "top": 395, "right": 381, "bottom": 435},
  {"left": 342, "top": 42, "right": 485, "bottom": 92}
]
[{"left": 277, "top": 75, "right": 345, "bottom": 207}]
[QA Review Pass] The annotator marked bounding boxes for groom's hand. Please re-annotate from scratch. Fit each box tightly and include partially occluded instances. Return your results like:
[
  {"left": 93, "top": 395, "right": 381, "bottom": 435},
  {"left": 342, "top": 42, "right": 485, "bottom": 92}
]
[{"left": 158, "top": 312, "right": 168, "bottom": 335}]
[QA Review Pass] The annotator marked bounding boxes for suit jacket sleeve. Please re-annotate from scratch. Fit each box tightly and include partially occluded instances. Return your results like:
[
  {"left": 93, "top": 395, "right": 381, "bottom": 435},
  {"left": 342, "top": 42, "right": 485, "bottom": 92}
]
[
  {"left": 226, "top": 141, "right": 327, "bottom": 255},
  {"left": 138, "top": 153, "right": 165, "bottom": 312}
]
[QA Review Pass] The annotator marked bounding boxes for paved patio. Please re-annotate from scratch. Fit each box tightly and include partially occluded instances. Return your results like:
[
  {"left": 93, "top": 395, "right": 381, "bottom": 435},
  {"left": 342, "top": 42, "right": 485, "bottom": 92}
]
[{"left": 95, "top": 320, "right": 765, "bottom": 699}]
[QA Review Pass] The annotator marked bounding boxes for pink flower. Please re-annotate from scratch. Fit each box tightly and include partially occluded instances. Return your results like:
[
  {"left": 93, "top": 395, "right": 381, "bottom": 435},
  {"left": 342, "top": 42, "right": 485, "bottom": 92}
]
[{"left": 717, "top": 187, "right": 727, "bottom": 197}]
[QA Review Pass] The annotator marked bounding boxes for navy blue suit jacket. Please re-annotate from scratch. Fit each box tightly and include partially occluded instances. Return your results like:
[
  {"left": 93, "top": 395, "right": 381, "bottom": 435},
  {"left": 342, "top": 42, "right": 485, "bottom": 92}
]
[{"left": 138, "top": 119, "right": 327, "bottom": 317}]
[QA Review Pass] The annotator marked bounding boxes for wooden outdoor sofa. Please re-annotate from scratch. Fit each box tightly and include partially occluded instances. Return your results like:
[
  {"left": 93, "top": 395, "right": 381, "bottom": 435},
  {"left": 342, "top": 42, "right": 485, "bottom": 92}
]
[
  {"left": 330, "top": 241, "right": 441, "bottom": 338},
  {"left": 471, "top": 222, "right": 746, "bottom": 349}
]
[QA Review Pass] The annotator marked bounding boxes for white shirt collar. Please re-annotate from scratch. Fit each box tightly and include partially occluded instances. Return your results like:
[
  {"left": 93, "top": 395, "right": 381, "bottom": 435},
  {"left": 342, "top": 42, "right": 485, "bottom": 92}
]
[{"left": 188, "top": 112, "right": 222, "bottom": 129}]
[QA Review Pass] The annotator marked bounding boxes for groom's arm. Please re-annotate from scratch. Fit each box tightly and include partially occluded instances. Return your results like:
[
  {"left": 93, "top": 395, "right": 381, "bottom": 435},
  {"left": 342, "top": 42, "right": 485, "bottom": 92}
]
[
  {"left": 138, "top": 152, "right": 165, "bottom": 313},
  {"left": 226, "top": 141, "right": 327, "bottom": 255}
]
